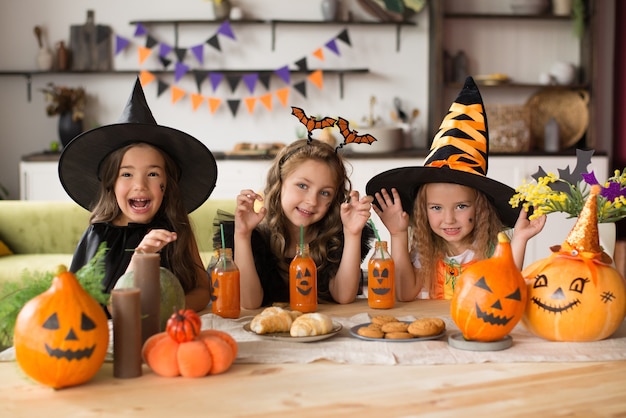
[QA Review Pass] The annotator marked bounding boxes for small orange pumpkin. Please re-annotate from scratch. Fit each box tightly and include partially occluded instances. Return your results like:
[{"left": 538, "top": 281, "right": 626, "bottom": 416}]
[
  {"left": 450, "top": 232, "right": 527, "bottom": 342},
  {"left": 166, "top": 309, "right": 202, "bottom": 343},
  {"left": 142, "top": 327, "right": 238, "bottom": 378},
  {"left": 13, "top": 266, "right": 109, "bottom": 389},
  {"left": 522, "top": 185, "right": 626, "bottom": 341}
]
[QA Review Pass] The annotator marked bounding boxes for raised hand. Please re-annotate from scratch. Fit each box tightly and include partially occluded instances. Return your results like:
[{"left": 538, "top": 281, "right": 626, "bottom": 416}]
[
  {"left": 235, "top": 189, "right": 266, "bottom": 235},
  {"left": 372, "top": 188, "right": 410, "bottom": 235},
  {"left": 340, "top": 190, "right": 373, "bottom": 236}
]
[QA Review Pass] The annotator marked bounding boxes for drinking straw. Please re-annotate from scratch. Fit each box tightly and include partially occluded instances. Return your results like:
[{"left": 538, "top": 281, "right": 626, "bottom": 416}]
[
  {"left": 300, "top": 224, "right": 304, "bottom": 250},
  {"left": 368, "top": 219, "right": 385, "bottom": 259},
  {"left": 220, "top": 224, "right": 227, "bottom": 269}
]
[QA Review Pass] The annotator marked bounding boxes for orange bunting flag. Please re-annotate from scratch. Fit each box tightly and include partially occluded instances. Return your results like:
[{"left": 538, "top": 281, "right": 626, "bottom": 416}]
[
  {"left": 275, "top": 87, "right": 290, "bottom": 107},
  {"left": 191, "top": 93, "right": 205, "bottom": 111},
  {"left": 171, "top": 86, "right": 186, "bottom": 104},
  {"left": 307, "top": 69, "right": 324, "bottom": 90},
  {"left": 139, "top": 70, "right": 156, "bottom": 87},
  {"left": 312, "top": 48, "right": 325, "bottom": 61},
  {"left": 208, "top": 97, "right": 222, "bottom": 114},
  {"left": 244, "top": 97, "right": 257, "bottom": 114},
  {"left": 138, "top": 46, "right": 153, "bottom": 65},
  {"left": 259, "top": 93, "right": 273, "bottom": 111}
]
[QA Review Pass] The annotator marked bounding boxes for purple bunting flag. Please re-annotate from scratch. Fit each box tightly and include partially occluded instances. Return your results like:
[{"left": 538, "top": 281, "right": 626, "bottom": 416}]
[
  {"left": 242, "top": 73, "right": 259, "bottom": 94},
  {"left": 159, "top": 43, "right": 173, "bottom": 58},
  {"left": 191, "top": 44, "right": 205, "bottom": 65},
  {"left": 174, "top": 62, "right": 190, "bottom": 83},
  {"left": 274, "top": 66, "right": 291, "bottom": 85},
  {"left": 325, "top": 39, "right": 340, "bottom": 56},
  {"left": 134, "top": 23, "right": 147, "bottom": 37},
  {"left": 209, "top": 72, "right": 225, "bottom": 91},
  {"left": 217, "top": 21, "right": 236, "bottom": 40},
  {"left": 115, "top": 35, "right": 130, "bottom": 55}
]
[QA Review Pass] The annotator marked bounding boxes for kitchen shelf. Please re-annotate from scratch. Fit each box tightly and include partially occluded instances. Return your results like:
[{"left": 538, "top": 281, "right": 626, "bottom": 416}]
[
  {"left": 128, "top": 19, "right": 417, "bottom": 51},
  {"left": 428, "top": 0, "right": 595, "bottom": 151}
]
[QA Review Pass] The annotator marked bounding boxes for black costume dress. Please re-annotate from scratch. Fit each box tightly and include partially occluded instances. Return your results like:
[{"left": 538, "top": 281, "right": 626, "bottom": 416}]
[
  {"left": 69, "top": 217, "right": 172, "bottom": 295},
  {"left": 213, "top": 212, "right": 375, "bottom": 306}
]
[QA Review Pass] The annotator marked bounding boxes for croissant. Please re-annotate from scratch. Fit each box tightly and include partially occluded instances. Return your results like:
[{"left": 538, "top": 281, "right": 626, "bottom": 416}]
[
  {"left": 250, "top": 307, "right": 301, "bottom": 334},
  {"left": 290, "top": 313, "right": 334, "bottom": 337}
]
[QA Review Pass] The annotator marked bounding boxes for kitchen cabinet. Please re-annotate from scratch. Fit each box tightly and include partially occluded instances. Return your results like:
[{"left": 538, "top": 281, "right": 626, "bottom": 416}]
[
  {"left": 19, "top": 160, "right": 70, "bottom": 201},
  {"left": 19, "top": 153, "right": 609, "bottom": 268},
  {"left": 428, "top": 0, "right": 597, "bottom": 152}
]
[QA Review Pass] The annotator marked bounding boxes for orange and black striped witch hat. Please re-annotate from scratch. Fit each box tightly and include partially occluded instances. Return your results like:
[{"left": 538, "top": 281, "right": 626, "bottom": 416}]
[{"left": 366, "top": 76, "right": 520, "bottom": 227}]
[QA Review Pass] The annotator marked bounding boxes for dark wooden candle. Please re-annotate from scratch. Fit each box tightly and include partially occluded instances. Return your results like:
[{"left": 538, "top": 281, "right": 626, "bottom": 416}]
[
  {"left": 133, "top": 252, "right": 161, "bottom": 345},
  {"left": 111, "top": 288, "right": 142, "bottom": 378}
]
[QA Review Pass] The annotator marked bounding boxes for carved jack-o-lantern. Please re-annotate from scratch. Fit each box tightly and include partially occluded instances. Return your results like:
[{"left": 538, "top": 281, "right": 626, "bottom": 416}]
[
  {"left": 522, "top": 185, "right": 626, "bottom": 342},
  {"left": 13, "top": 268, "right": 109, "bottom": 389},
  {"left": 450, "top": 233, "right": 527, "bottom": 342}
]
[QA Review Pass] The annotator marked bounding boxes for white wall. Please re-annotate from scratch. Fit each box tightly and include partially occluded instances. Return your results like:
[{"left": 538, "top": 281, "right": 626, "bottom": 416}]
[{"left": 0, "top": 0, "right": 430, "bottom": 199}]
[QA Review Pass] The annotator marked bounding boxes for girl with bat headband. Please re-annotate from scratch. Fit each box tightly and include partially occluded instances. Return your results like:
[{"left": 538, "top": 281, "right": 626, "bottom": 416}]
[{"left": 214, "top": 107, "right": 375, "bottom": 309}]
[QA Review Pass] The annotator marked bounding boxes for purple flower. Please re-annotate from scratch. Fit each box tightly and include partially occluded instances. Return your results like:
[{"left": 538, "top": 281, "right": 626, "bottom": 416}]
[{"left": 581, "top": 171, "right": 599, "bottom": 186}]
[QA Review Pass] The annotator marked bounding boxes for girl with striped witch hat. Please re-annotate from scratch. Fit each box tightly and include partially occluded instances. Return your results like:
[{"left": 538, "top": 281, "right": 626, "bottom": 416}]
[{"left": 366, "top": 77, "right": 546, "bottom": 300}]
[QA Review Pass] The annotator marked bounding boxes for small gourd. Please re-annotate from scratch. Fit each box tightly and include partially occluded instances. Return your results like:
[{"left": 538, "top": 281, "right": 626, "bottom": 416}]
[
  {"left": 522, "top": 185, "right": 626, "bottom": 341},
  {"left": 166, "top": 308, "right": 202, "bottom": 343},
  {"left": 142, "top": 309, "right": 238, "bottom": 378},
  {"left": 450, "top": 232, "right": 527, "bottom": 342},
  {"left": 13, "top": 266, "right": 109, "bottom": 389}
]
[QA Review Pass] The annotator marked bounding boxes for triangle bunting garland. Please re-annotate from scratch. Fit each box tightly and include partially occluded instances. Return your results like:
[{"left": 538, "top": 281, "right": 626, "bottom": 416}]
[{"left": 122, "top": 25, "right": 353, "bottom": 115}]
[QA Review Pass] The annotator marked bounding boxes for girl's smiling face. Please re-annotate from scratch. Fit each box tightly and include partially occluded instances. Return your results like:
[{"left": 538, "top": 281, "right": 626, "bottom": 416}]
[
  {"left": 113, "top": 144, "right": 166, "bottom": 226},
  {"left": 425, "top": 183, "right": 477, "bottom": 255},
  {"left": 280, "top": 159, "right": 337, "bottom": 230}
]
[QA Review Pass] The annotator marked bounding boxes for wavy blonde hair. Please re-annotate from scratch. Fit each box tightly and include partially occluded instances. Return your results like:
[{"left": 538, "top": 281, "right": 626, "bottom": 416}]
[
  {"left": 259, "top": 139, "right": 351, "bottom": 284},
  {"left": 410, "top": 183, "right": 503, "bottom": 296},
  {"left": 90, "top": 143, "right": 201, "bottom": 292}
]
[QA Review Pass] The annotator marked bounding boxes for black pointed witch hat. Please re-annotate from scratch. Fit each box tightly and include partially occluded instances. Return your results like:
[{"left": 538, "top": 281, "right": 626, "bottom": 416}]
[{"left": 58, "top": 78, "right": 217, "bottom": 213}]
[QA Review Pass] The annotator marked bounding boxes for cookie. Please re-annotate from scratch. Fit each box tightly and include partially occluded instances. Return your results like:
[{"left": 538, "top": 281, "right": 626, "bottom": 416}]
[
  {"left": 371, "top": 315, "right": 398, "bottom": 326},
  {"left": 407, "top": 318, "right": 446, "bottom": 337},
  {"left": 381, "top": 321, "right": 409, "bottom": 333},
  {"left": 357, "top": 324, "right": 384, "bottom": 339},
  {"left": 384, "top": 331, "right": 414, "bottom": 340}
]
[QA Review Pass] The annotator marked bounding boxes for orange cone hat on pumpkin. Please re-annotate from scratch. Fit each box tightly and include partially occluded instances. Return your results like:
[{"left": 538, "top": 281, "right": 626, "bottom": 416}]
[{"left": 560, "top": 184, "right": 602, "bottom": 256}]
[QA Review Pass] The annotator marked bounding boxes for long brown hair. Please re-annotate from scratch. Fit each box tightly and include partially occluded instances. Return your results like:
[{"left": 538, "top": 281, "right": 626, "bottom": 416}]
[
  {"left": 90, "top": 143, "right": 200, "bottom": 292},
  {"left": 410, "top": 183, "right": 503, "bottom": 296},
  {"left": 259, "top": 139, "right": 351, "bottom": 281}
]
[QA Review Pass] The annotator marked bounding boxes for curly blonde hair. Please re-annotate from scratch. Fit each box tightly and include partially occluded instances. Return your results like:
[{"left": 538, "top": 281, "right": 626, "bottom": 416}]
[
  {"left": 410, "top": 183, "right": 503, "bottom": 297},
  {"left": 258, "top": 139, "right": 351, "bottom": 288}
]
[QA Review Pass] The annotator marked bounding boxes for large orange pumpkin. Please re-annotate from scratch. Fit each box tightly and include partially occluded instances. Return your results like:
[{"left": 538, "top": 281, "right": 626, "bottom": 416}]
[
  {"left": 522, "top": 185, "right": 626, "bottom": 341},
  {"left": 450, "top": 232, "right": 527, "bottom": 342},
  {"left": 13, "top": 267, "right": 109, "bottom": 389}
]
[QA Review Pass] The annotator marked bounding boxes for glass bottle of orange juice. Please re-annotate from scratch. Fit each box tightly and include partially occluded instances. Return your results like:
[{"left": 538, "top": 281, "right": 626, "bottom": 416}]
[
  {"left": 211, "top": 248, "right": 240, "bottom": 318},
  {"left": 368, "top": 241, "right": 395, "bottom": 309},
  {"left": 289, "top": 243, "right": 317, "bottom": 313}
]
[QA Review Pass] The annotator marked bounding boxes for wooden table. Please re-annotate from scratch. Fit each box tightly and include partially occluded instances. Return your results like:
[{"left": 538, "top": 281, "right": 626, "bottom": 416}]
[{"left": 1, "top": 299, "right": 625, "bottom": 417}]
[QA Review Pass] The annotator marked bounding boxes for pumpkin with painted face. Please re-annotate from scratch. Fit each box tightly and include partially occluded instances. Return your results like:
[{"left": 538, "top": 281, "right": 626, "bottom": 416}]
[
  {"left": 450, "top": 232, "right": 527, "bottom": 342},
  {"left": 13, "top": 267, "right": 109, "bottom": 389},
  {"left": 522, "top": 185, "right": 626, "bottom": 342}
]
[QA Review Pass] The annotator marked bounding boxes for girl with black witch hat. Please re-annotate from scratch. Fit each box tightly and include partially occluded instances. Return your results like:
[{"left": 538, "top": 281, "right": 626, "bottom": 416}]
[{"left": 58, "top": 78, "right": 218, "bottom": 312}]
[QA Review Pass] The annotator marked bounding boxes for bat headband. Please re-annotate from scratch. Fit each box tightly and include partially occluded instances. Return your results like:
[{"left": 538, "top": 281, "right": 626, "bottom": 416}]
[{"left": 290, "top": 106, "right": 377, "bottom": 152}]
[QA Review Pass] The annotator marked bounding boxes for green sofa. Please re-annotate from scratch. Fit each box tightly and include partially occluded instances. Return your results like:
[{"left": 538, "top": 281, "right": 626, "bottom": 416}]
[{"left": 0, "top": 199, "right": 236, "bottom": 284}]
